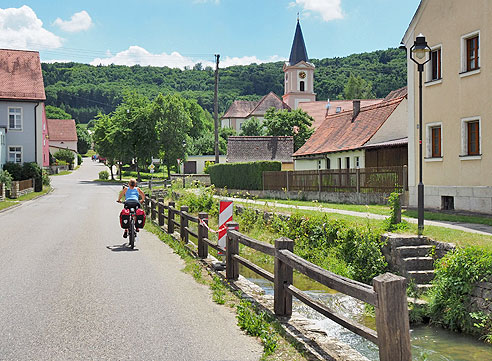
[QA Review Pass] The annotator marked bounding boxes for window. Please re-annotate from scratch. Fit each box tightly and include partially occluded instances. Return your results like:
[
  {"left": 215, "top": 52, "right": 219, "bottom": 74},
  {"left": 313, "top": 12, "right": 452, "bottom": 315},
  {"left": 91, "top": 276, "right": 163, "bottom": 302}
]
[
  {"left": 355, "top": 156, "right": 360, "bottom": 168},
  {"left": 300, "top": 81, "right": 305, "bottom": 92},
  {"left": 461, "top": 31, "right": 480, "bottom": 74},
  {"left": 8, "top": 107, "right": 22, "bottom": 130},
  {"left": 338, "top": 158, "right": 342, "bottom": 169},
  {"left": 467, "top": 36, "right": 479, "bottom": 71},
  {"left": 336, "top": 107, "right": 342, "bottom": 113},
  {"left": 8, "top": 146, "right": 22, "bottom": 163},
  {"left": 461, "top": 117, "right": 481, "bottom": 158},
  {"left": 431, "top": 126, "right": 441, "bottom": 158},
  {"left": 317, "top": 159, "right": 322, "bottom": 170},
  {"left": 326, "top": 158, "right": 331, "bottom": 170},
  {"left": 467, "top": 121, "right": 480, "bottom": 155},
  {"left": 430, "top": 48, "right": 441, "bottom": 80},
  {"left": 345, "top": 157, "right": 350, "bottom": 169}
]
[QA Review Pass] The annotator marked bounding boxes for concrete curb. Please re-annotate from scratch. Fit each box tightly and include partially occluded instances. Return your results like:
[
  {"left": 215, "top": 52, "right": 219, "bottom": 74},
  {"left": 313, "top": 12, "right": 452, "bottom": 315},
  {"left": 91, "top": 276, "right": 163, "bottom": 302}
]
[{"left": 0, "top": 186, "right": 54, "bottom": 214}]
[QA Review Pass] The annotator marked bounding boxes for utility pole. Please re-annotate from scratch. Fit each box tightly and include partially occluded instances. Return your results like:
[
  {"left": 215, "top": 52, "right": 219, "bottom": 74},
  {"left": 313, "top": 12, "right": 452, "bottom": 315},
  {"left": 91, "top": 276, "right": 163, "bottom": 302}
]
[{"left": 214, "top": 54, "right": 220, "bottom": 163}]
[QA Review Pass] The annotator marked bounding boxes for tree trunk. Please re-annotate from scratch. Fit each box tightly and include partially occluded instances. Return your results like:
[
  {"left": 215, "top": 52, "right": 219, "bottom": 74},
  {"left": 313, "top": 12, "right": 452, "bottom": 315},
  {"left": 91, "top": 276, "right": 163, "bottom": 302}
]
[
  {"left": 167, "top": 162, "right": 171, "bottom": 179},
  {"left": 109, "top": 162, "right": 114, "bottom": 180},
  {"left": 119, "top": 163, "right": 122, "bottom": 181}
]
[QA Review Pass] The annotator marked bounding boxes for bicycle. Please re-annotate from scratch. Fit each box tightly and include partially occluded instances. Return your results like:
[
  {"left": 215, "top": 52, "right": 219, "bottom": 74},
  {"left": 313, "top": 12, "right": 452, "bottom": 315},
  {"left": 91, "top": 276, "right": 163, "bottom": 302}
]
[{"left": 117, "top": 200, "right": 137, "bottom": 249}]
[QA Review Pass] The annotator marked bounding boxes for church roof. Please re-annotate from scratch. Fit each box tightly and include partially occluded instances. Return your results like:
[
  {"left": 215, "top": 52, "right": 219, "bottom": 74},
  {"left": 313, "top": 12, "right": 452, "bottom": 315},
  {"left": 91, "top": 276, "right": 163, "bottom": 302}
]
[
  {"left": 249, "top": 92, "right": 290, "bottom": 117},
  {"left": 221, "top": 100, "right": 258, "bottom": 118},
  {"left": 288, "top": 20, "right": 309, "bottom": 66}
]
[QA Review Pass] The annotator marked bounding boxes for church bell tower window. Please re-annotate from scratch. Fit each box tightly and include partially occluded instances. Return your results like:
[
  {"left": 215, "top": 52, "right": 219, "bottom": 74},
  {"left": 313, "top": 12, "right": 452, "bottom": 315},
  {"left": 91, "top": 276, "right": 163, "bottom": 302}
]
[{"left": 300, "top": 81, "right": 305, "bottom": 92}]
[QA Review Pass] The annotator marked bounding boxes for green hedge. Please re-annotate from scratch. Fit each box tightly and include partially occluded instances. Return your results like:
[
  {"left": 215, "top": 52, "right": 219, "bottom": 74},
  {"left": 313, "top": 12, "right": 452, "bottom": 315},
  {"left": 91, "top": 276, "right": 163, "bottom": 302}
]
[{"left": 208, "top": 161, "right": 281, "bottom": 190}]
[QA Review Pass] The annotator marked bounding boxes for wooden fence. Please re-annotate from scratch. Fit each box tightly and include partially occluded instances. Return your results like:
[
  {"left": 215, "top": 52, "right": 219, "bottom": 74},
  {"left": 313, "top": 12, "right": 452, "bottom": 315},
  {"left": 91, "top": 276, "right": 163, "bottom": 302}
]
[
  {"left": 263, "top": 166, "right": 408, "bottom": 194},
  {"left": 18, "top": 179, "right": 34, "bottom": 192},
  {"left": 144, "top": 193, "right": 411, "bottom": 361}
]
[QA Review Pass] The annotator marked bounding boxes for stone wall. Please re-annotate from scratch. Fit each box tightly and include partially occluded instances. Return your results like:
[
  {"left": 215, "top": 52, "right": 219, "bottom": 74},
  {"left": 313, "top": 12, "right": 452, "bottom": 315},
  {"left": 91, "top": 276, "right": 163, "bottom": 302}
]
[
  {"left": 10, "top": 179, "right": 34, "bottom": 199},
  {"left": 170, "top": 174, "right": 211, "bottom": 186},
  {"left": 220, "top": 188, "right": 398, "bottom": 205},
  {"left": 470, "top": 278, "right": 492, "bottom": 315},
  {"left": 0, "top": 183, "right": 4, "bottom": 201}
]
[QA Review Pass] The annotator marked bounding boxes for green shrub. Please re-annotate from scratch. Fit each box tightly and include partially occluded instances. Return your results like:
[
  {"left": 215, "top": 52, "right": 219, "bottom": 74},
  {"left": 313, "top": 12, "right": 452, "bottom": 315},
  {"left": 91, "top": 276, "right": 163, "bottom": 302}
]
[
  {"left": 42, "top": 169, "right": 51, "bottom": 186},
  {"left": 208, "top": 161, "right": 281, "bottom": 190},
  {"left": 428, "top": 247, "right": 492, "bottom": 338},
  {"left": 98, "top": 170, "right": 109, "bottom": 180},
  {"left": 0, "top": 170, "right": 13, "bottom": 189},
  {"left": 77, "top": 153, "right": 83, "bottom": 165},
  {"left": 2, "top": 162, "right": 23, "bottom": 181},
  {"left": 53, "top": 149, "right": 75, "bottom": 169},
  {"left": 22, "top": 162, "right": 42, "bottom": 191}
]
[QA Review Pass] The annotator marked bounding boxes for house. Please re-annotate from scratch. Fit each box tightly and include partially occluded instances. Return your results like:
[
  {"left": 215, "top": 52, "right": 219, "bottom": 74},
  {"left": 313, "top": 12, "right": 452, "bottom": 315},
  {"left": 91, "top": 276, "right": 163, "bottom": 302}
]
[
  {"left": 221, "top": 92, "right": 290, "bottom": 133},
  {"left": 47, "top": 118, "right": 79, "bottom": 166},
  {"left": 227, "top": 136, "right": 294, "bottom": 170},
  {"left": 0, "top": 49, "right": 46, "bottom": 167},
  {"left": 180, "top": 155, "right": 226, "bottom": 174},
  {"left": 293, "top": 88, "right": 408, "bottom": 171},
  {"left": 402, "top": 0, "right": 492, "bottom": 213}
]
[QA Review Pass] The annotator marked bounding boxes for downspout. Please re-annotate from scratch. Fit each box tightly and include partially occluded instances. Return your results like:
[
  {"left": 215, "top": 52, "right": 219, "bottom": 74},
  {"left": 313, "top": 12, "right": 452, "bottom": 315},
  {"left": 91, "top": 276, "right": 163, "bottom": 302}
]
[{"left": 34, "top": 102, "right": 40, "bottom": 165}]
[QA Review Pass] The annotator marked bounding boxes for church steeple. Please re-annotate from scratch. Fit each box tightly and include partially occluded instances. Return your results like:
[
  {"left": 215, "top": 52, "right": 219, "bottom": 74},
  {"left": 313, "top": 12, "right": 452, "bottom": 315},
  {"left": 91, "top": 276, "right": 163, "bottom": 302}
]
[{"left": 288, "top": 19, "right": 309, "bottom": 66}]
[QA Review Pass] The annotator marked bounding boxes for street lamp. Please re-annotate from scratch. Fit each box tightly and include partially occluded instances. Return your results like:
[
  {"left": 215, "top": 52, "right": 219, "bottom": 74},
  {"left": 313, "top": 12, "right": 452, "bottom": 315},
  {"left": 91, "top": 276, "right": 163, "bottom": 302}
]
[{"left": 410, "top": 34, "right": 431, "bottom": 236}]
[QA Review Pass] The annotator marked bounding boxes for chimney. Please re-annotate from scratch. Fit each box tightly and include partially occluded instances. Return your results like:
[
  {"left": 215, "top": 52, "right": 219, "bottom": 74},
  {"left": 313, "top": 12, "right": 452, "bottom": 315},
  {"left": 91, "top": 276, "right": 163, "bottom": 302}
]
[{"left": 352, "top": 100, "right": 361, "bottom": 122}]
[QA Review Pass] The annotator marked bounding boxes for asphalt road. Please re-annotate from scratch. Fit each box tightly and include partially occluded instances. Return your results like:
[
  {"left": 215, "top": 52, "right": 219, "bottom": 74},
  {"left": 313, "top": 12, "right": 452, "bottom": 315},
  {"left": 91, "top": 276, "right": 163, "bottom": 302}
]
[{"left": 0, "top": 160, "right": 262, "bottom": 361}]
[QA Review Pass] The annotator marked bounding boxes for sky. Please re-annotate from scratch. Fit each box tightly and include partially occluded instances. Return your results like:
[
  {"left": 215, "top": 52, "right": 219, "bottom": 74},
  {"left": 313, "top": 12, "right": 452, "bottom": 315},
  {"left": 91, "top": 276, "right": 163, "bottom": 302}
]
[{"left": 0, "top": 0, "right": 421, "bottom": 68}]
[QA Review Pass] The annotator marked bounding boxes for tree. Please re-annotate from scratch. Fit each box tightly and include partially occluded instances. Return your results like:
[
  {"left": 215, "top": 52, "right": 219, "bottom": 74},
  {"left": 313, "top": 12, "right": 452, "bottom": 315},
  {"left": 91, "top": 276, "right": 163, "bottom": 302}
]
[
  {"left": 53, "top": 149, "right": 75, "bottom": 169},
  {"left": 344, "top": 74, "right": 376, "bottom": 100},
  {"left": 76, "top": 124, "right": 92, "bottom": 155},
  {"left": 45, "top": 105, "right": 72, "bottom": 119},
  {"left": 239, "top": 117, "right": 264, "bottom": 136},
  {"left": 92, "top": 113, "right": 118, "bottom": 180},
  {"left": 263, "top": 108, "right": 314, "bottom": 151},
  {"left": 152, "top": 94, "right": 192, "bottom": 178}
]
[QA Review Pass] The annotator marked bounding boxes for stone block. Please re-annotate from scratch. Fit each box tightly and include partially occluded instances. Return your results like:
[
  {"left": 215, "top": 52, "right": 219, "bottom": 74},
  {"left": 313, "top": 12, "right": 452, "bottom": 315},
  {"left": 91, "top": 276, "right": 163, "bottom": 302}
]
[
  {"left": 424, "top": 195, "right": 441, "bottom": 209},
  {"left": 437, "top": 186, "right": 457, "bottom": 197},
  {"left": 456, "top": 187, "right": 474, "bottom": 197},
  {"left": 424, "top": 186, "right": 440, "bottom": 196},
  {"left": 470, "top": 197, "right": 492, "bottom": 213},
  {"left": 454, "top": 196, "right": 471, "bottom": 211},
  {"left": 473, "top": 187, "right": 492, "bottom": 198}
]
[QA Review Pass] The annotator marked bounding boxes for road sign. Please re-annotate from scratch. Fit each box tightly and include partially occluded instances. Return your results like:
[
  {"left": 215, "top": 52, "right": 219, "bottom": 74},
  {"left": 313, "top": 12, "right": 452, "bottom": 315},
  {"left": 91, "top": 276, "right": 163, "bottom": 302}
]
[
  {"left": 148, "top": 164, "right": 155, "bottom": 171},
  {"left": 218, "top": 201, "right": 233, "bottom": 255}
]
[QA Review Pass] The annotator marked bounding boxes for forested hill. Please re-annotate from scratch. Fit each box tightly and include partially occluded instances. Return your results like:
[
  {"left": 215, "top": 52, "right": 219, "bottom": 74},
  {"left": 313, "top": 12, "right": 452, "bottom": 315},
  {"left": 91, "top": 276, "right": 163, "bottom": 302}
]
[{"left": 41, "top": 47, "right": 406, "bottom": 123}]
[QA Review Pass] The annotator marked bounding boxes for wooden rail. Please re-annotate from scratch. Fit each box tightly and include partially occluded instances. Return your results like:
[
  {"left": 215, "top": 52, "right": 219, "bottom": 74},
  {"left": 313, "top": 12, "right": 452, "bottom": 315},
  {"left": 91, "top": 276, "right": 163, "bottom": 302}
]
[{"left": 144, "top": 193, "right": 411, "bottom": 361}]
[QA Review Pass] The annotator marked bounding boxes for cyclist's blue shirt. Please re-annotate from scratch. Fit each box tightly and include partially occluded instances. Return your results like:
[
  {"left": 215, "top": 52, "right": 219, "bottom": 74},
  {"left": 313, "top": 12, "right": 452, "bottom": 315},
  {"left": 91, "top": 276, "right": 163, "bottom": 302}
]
[{"left": 126, "top": 187, "right": 139, "bottom": 201}]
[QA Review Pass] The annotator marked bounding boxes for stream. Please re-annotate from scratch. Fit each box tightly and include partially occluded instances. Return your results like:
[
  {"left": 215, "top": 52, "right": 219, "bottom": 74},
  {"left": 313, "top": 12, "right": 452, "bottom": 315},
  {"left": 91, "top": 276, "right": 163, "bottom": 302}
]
[{"left": 246, "top": 274, "right": 492, "bottom": 361}]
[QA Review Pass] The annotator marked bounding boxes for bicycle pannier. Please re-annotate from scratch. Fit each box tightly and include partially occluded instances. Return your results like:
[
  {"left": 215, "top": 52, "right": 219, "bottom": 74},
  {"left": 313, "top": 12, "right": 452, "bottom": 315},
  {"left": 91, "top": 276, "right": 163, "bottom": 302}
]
[
  {"left": 120, "top": 208, "right": 131, "bottom": 229},
  {"left": 136, "top": 208, "right": 146, "bottom": 229}
]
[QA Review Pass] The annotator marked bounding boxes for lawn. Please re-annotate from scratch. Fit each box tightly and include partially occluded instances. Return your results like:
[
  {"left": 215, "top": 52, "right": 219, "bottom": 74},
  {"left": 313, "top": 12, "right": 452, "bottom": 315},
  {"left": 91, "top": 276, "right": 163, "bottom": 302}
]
[{"left": 0, "top": 186, "right": 52, "bottom": 211}]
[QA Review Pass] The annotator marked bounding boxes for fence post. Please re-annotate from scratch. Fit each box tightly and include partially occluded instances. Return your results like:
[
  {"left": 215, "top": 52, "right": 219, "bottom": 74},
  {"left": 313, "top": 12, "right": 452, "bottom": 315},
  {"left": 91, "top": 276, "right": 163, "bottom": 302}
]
[
  {"left": 318, "top": 170, "right": 322, "bottom": 198},
  {"left": 286, "top": 171, "right": 289, "bottom": 192},
  {"left": 168, "top": 201, "right": 175, "bottom": 234},
  {"left": 403, "top": 165, "right": 408, "bottom": 191},
  {"left": 151, "top": 194, "right": 157, "bottom": 221},
  {"left": 180, "top": 205, "right": 189, "bottom": 244},
  {"left": 158, "top": 197, "right": 164, "bottom": 227},
  {"left": 226, "top": 222, "right": 239, "bottom": 280},
  {"left": 373, "top": 273, "right": 411, "bottom": 361},
  {"left": 274, "top": 237, "right": 294, "bottom": 317},
  {"left": 356, "top": 168, "right": 361, "bottom": 193},
  {"left": 198, "top": 212, "right": 209, "bottom": 259}
]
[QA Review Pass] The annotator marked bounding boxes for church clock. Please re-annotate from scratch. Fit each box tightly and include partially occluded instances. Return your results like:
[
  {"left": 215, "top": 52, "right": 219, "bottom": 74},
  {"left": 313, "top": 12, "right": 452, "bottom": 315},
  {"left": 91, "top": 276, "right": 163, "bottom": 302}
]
[{"left": 299, "top": 71, "right": 306, "bottom": 79}]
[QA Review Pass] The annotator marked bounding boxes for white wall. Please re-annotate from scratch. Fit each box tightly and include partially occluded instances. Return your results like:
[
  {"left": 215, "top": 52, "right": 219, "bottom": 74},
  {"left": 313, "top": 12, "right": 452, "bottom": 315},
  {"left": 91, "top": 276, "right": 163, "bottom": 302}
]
[{"left": 295, "top": 150, "right": 366, "bottom": 171}]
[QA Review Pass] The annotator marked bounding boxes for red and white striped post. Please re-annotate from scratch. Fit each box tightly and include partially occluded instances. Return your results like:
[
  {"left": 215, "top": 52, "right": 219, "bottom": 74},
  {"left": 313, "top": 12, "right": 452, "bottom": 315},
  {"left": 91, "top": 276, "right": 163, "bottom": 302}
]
[{"left": 218, "top": 200, "right": 233, "bottom": 255}]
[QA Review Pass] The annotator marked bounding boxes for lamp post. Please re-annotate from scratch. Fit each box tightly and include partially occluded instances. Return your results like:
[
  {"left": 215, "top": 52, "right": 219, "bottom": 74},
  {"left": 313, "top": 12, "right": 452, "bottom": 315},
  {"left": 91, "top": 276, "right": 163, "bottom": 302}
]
[{"left": 410, "top": 34, "right": 431, "bottom": 236}]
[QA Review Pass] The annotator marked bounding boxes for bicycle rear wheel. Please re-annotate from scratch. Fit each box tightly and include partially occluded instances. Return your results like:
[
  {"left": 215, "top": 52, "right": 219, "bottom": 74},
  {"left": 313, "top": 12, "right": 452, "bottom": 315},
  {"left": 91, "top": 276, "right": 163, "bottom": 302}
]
[{"left": 129, "top": 220, "right": 135, "bottom": 249}]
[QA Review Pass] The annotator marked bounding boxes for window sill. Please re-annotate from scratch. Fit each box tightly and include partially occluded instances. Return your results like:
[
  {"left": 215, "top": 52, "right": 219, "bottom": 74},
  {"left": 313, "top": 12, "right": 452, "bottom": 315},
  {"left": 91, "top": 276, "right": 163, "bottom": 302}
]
[
  {"left": 7, "top": 128, "right": 22, "bottom": 132},
  {"left": 424, "top": 157, "right": 443, "bottom": 162},
  {"left": 425, "top": 79, "right": 442, "bottom": 87},
  {"left": 460, "top": 68, "right": 480, "bottom": 78},
  {"left": 460, "top": 154, "right": 482, "bottom": 160}
]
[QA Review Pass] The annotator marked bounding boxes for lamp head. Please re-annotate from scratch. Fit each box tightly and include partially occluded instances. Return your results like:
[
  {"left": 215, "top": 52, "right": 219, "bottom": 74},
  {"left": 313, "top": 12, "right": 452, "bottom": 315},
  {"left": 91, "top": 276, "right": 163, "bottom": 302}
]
[{"left": 410, "top": 34, "right": 431, "bottom": 65}]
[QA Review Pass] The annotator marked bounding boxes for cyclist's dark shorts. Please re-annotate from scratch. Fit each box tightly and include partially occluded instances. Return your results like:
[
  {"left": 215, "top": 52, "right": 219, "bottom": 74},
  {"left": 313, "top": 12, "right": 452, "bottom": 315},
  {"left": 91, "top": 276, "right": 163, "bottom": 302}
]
[{"left": 124, "top": 200, "right": 141, "bottom": 210}]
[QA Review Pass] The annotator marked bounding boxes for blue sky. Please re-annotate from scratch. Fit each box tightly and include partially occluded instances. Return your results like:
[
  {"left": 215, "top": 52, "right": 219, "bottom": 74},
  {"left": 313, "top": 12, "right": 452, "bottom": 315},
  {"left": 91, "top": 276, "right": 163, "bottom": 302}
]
[{"left": 1, "top": 1, "right": 421, "bottom": 68}]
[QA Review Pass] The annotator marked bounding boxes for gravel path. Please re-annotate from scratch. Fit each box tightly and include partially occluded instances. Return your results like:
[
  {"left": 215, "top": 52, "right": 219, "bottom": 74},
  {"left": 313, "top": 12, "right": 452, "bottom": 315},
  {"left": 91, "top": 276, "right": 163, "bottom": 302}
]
[{"left": 0, "top": 160, "right": 262, "bottom": 361}]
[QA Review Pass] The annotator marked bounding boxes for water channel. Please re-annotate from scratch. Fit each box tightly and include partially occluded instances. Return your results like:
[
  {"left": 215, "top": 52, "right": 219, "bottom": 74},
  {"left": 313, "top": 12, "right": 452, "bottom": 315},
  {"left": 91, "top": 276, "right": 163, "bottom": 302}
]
[{"left": 243, "top": 270, "right": 492, "bottom": 361}]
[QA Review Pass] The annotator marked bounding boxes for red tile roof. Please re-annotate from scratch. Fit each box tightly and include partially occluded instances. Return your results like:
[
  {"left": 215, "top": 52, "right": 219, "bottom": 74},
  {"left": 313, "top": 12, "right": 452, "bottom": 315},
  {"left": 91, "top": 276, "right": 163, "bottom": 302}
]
[
  {"left": 249, "top": 92, "right": 290, "bottom": 117},
  {"left": 384, "top": 86, "right": 407, "bottom": 101},
  {"left": 47, "top": 119, "right": 78, "bottom": 142},
  {"left": 294, "top": 96, "right": 405, "bottom": 157},
  {"left": 298, "top": 99, "right": 383, "bottom": 129},
  {"left": 222, "top": 100, "right": 257, "bottom": 119},
  {"left": 0, "top": 49, "right": 46, "bottom": 101}
]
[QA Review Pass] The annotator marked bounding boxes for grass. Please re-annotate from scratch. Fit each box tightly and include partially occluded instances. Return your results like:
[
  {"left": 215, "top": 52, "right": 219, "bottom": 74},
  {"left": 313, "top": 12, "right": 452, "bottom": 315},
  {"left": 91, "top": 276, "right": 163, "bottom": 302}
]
[
  {"left": 52, "top": 170, "right": 72, "bottom": 176},
  {"left": 0, "top": 186, "right": 51, "bottom": 211},
  {"left": 241, "top": 197, "right": 492, "bottom": 228}
]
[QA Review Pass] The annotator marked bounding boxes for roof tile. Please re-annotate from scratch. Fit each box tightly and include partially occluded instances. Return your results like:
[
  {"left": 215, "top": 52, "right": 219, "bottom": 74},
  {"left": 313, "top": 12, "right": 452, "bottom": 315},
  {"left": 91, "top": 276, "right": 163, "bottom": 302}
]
[{"left": 47, "top": 119, "right": 78, "bottom": 142}]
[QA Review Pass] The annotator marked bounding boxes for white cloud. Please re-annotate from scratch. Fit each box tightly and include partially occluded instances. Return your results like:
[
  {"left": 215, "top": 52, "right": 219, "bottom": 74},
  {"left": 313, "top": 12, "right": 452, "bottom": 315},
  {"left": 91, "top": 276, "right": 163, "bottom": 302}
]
[
  {"left": 90, "top": 46, "right": 286, "bottom": 69},
  {"left": 53, "top": 10, "right": 93, "bottom": 32},
  {"left": 0, "top": 5, "right": 62, "bottom": 50},
  {"left": 293, "top": 0, "right": 343, "bottom": 22}
]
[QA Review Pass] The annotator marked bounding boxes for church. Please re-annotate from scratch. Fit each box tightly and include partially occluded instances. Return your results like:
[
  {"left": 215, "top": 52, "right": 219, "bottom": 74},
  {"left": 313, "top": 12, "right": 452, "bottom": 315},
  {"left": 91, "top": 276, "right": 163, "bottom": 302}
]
[{"left": 221, "top": 19, "right": 379, "bottom": 132}]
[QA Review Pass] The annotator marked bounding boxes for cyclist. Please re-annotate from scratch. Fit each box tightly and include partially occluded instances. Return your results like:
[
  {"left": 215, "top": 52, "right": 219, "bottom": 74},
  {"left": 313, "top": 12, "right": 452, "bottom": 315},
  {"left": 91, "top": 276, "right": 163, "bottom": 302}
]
[{"left": 117, "top": 178, "right": 146, "bottom": 238}]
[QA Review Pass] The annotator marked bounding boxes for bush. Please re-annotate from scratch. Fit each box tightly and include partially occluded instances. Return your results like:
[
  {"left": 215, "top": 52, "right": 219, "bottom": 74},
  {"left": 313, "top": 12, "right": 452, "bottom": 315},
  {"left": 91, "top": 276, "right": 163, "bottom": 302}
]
[
  {"left": 0, "top": 170, "right": 13, "bottom": 189},
  {"left": 22, "top": 162, "right": 42, "bottom": 191},
  {"left": 99, "top": 170, "right": 109, "bottom": 180},
  {"left": 429, "top": 247, "right": 492, "bottom": 338},
  {"left": 208, "top": 161, "right": 281, "bottom": 190},
  {"left": 54, "top": 149, "right": 75, "bottom": 169},
  {"left": 42, "top": 169, "right": 51, "bottom": 186},
  {"left": 77, "top": 153, "right": 83, "bottom": 166},
  {"left": 2, "top": 162, "right": 23, "bottom": 181}
]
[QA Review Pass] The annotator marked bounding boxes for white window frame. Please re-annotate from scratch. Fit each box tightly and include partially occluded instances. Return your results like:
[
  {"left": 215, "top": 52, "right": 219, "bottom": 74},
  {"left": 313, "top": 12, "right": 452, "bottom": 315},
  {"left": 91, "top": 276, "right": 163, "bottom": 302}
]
[
  {"left": 355, "top": 156, "right": 360, "bottom": 168},
  {"left": 460, "top": 116, "right": 481, "bottom": 160},
  {"left": 8, "top": 145, "right": 23, "bottom": 164},
  {"left": 8, "top": 107, "right": 23, "bottom": 131},
  {"left": 425, "top": 122, "right": 443, "bottom": 161},
  {"left": 425, "top": 44, "right": 443, "bottom": 86},
  {"left": 460, "top": 30, "right": 480, "bottom": 77}
]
